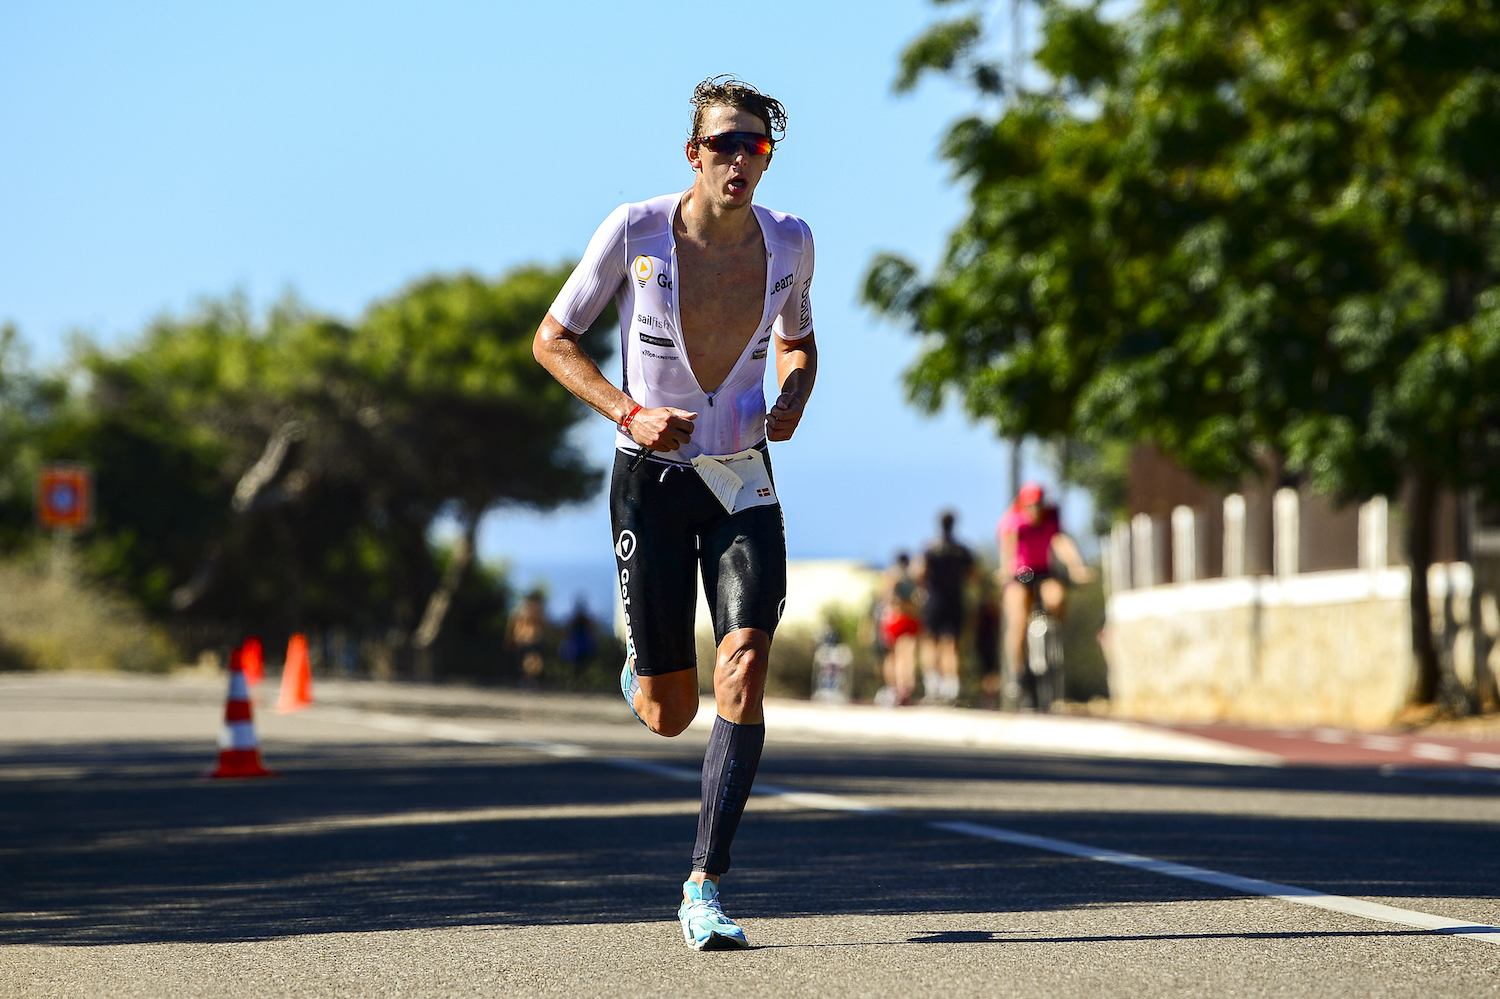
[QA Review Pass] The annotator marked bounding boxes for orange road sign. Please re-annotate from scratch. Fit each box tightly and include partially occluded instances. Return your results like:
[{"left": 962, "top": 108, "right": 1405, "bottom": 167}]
[{"left": 37, "top": 463, "right": 93, "bottom": 532}]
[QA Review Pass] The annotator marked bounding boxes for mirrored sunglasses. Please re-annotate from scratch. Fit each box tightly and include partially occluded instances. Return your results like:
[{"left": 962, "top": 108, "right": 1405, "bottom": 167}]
[{"left": 694, "top": 131, "right": 775, "bottom": 156}]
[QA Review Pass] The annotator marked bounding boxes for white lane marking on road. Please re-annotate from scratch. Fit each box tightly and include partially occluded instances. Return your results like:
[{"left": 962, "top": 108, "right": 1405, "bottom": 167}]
[
  {"left": 751, "top": 782, "right": 892, "bottom": 815},
  {"left": 1469, "top": 753, "right": 1500, "bottom": 769},
  {"left": 513, "top": 740, "right": 593, "bottom": 759},
  {"left": 105, "top": 801, "right": 706, "bottom": 846},
  {"left": 423, "top": 721, "right": 503, "bottom": 744},
  {"left": 930, "top": 820, "right": 1500, "bottom": 947},
  {"left": 1411, "top": 742, "right": 1461, "bottom": 762},
  {"left": 1358, "top": 735, "right": 1403, "bottom": 752},
  {"left": 322, "top": 707, "right": 597, "bottom": 759},
  {"left": 1311, "top": 729, "right": 1348, "bottom": 744},
  {"left": 318, "top": 707, "right": 503, "bottom": 744},
  {"left": 603, "top": 757, "right": 701, "bottom": 782},
  {"left": 602, "top": 757, "right": 889, "bottom": 813},
  {"left": 325, "top": 707, "right": 888, "bottom": 812}
]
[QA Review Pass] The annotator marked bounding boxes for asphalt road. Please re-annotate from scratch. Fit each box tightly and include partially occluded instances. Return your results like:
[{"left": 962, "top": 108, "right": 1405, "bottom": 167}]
[{"left": 3, "top": 673, "right": 1500, "bottom": 998}]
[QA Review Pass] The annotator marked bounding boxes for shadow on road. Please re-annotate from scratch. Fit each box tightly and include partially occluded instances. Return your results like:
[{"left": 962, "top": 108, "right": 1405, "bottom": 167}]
[{"left": 1, "top": 739, "right": 1497, "bottom": 946}]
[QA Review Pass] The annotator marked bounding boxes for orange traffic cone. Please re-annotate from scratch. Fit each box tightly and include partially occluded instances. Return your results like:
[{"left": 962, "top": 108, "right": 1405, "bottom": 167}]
[
  {"left": 206, "top": 650, "right": 274, "bottom": 778},
  {"left": 241, "top": 636, "right": 264, "bottom": 686},
  {"left": 276, "top": 633, "right": 313, "bottom": 713}
]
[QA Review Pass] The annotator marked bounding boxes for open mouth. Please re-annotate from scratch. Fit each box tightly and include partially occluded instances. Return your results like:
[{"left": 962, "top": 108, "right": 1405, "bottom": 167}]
[{"left": 727, "top": 176, "right": 748, "bottom": 194}]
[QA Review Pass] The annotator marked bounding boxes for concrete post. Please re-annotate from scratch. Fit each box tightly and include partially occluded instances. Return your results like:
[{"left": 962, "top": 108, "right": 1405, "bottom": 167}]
[
  {"left": 1132, "top": 513, "right": 1160, "bottom": 588},
  {"left": 1359, "top": 496, "right": 1388, "bottom": 572},
  {"left": 1223, "top": 493, "right": 1246, "bottom": 578},
  {"left": 1172, "top": 506, "right": 1201, "bottom": 583},
  {"left": 1106, "top": 520, "right": 1133, "bottom": 593},
  {"left": 1274, "top": 488, "right": 1300, "bottom": 579}
]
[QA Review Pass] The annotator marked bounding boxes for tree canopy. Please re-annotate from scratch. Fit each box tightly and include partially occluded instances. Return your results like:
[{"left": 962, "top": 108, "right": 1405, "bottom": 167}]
[
  {"left": 867, "top": 0, "right": 1500, "bottom": 701},
  {"left": 7, "top": 265, "right": 613, "bottom": 668}
]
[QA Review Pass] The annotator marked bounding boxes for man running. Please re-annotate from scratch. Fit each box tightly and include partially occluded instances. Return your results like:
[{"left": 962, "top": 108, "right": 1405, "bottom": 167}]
[{"left": 532, "top": 75, "right": 816, "bottom": 951}]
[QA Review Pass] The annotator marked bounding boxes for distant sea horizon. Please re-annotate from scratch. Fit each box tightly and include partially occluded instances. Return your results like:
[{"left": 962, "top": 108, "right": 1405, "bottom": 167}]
[
  {"left": 497, "top": 556, "right": 619, "bottom": 624},
  {"left": 497, "top": 553, "right": 888, "bottom": 626}
]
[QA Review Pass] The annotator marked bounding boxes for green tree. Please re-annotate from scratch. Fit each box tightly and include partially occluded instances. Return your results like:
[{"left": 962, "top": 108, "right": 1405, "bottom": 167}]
[
  {"left": 50, "top": 264, "right": 611, "bottom": 665},
  {"left": 325, "top": 268, "right": 610, "bottom": 654},
  {"left": 0, "top": 324, "right": 69, "bottom": 552},
  {"left": 867, "top": 0, "right": 1500, "bottom": 704}
]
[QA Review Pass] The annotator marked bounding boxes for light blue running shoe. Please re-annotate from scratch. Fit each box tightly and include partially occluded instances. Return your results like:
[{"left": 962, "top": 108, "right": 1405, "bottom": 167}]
[
  {"left": 620, "top": 658, "right": 647, "bottom": 728},
  {"left": 678, "top": 879, "right": 749, "bottom": 951}
]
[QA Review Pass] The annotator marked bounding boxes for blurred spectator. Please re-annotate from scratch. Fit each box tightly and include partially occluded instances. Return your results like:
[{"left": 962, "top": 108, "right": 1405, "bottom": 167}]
[
  {"left": 811, "top": 619, "right": 854, "bottom": 704},
  {"left": 506, "top": 590, "right": 549, "bottom": 688},
  {"left": 558, "top": 597, "right": 599, "bottom": 671},
  {"left": 917, "top": 510, "right": 974, "bottom": 704},
  {"left": 875, "top": 552, "right": 922, "bottom": 707}
]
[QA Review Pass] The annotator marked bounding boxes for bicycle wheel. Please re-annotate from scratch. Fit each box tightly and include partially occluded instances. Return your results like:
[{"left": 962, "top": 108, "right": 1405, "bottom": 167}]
[
  {"left": 1026, "top": 611, "right": 1050, "bottom": 676},
  {"left": 1042, "top": 613, "right": 1064, "bottom": 709}
]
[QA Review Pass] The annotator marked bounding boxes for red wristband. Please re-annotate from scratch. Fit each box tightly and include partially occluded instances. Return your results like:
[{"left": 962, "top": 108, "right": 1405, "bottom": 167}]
[{"left": 620, "top": 404, "right": 643, "bottom": 433}]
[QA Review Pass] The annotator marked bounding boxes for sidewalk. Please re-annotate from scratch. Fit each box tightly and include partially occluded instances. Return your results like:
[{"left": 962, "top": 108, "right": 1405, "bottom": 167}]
[
  {"left": 1165, "top": 720, "right": 1500, "bottom": 775},
  {"left": 695, "top": 697, "right": 1277, "bottom": 765},
  {"left": 690, "top": 695, "right": 1500, "bottom": 774}
]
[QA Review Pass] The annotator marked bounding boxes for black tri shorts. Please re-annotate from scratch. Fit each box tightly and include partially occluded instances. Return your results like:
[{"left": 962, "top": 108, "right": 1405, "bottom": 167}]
[
  {"left": 923, "top": 601, "right": 964, "bottom": 640},
  {"left": 610, "top": 446, "right": 787, "bottom": 677}
]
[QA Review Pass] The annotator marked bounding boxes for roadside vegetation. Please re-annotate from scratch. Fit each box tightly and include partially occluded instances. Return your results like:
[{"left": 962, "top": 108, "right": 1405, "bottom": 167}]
[
  {"left": 0, "top": 266, "right": 615, "bottom": 680},
  {"left": 0, "top": 545, "right": 173, "bottom": 673}
]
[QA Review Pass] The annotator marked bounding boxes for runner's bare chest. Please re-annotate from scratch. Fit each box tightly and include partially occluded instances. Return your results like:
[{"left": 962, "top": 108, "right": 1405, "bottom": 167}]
[{"left": 673, "top": 221, "right": 768, "bottom": 395}]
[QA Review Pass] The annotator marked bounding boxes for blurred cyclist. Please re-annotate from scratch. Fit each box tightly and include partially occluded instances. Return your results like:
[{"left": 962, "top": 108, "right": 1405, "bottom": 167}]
[{"left": 996, "top": 483, "right": 1095, "bottom": 699}]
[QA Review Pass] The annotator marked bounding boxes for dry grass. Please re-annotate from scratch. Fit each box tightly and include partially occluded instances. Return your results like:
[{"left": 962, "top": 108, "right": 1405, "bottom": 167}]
[
  {"left": 0, "top": 548, "right": 175, "bottom": 673},
  {"left": 1403, "top": 709, "right": 1500, "bottom": 737}
]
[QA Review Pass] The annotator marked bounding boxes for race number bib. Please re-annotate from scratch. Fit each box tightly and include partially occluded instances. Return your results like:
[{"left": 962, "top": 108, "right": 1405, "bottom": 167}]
[{"left": 690, "top": 449, "right": 778, "bottom": 515}]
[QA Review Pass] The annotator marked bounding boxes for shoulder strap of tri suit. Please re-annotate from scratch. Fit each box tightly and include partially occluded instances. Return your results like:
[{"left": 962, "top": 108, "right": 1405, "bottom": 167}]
[{"left": 626, "top": 193, "right": 679, "bottom": 244}]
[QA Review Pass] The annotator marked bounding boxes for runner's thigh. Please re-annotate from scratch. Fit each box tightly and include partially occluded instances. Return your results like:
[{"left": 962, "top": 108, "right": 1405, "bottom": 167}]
[
  {"left": 700, "top": 503, "right": 787, "bottom": 646},
  {"left": 610, "top": 454, "right": 700, "bottom": 676}
]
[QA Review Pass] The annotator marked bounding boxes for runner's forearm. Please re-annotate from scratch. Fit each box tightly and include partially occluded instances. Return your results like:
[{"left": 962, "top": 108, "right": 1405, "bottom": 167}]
[
  {"left": 775, "top": 331, "right": 817, "bottom": 404},
  {"left": 532, "top": 312, "right": 638, "bottom": 426}
]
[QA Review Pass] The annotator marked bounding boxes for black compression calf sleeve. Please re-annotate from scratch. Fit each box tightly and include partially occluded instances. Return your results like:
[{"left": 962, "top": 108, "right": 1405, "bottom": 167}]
[{"left": 691, "top": 715, "right": 766, "bottom": 876}]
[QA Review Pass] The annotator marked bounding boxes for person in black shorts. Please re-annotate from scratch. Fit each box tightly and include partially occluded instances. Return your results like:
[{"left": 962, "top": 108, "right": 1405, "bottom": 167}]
[
  {"left": 531, "top": 76, "right": 816, "bottom": 950},
  {"left": 610, "top": 445, "right": 787, "bottom": 685},
  {"left": 917, "top": 511, "right": 974, "bottom": 704}
]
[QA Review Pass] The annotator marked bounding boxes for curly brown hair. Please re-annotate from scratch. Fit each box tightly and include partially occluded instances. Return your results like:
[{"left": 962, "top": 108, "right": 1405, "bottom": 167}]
[{"left": 688, "top": 75, "right": 788, "bottom": 145}]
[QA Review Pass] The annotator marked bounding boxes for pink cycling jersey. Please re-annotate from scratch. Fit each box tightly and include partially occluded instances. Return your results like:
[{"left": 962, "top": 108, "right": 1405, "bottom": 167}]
[{"left": 998, "top": 505, "right": 1060, "bottom": 574}]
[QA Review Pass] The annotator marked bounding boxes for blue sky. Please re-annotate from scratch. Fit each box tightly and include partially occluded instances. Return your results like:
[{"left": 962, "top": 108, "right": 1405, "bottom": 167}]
[{"left": 1, "top": 1, "right": 1088, "bottom": 615}]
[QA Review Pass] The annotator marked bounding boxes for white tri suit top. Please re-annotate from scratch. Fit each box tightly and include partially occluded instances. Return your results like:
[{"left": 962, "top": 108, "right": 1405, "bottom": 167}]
[{"left": 548, "top": 191, "right": 815, "bottom": 462}]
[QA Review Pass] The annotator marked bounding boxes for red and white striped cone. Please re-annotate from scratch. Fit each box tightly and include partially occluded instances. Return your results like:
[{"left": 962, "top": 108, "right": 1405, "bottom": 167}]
[{"left": 206, "top": 648, "right": 274, "bottom": 778}]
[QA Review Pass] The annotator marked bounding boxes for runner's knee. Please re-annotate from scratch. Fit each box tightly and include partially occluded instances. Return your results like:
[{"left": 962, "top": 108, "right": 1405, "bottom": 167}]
[
  {"left": 714, "top": 630, "right": 769, "bottom": 708},
  {"left": 638, "top": 670, "right": 700, "bottom": 737},
  {"left": 716, "top": 631, "right": 769, "bottom": 681}
]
